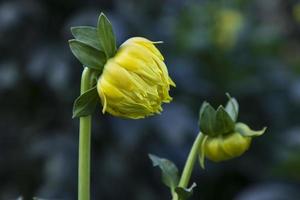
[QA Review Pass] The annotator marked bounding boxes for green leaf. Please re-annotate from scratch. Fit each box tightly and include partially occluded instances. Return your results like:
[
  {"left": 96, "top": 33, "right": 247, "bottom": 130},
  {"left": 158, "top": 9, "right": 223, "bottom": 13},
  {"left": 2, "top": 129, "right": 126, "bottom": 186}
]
[
  {"left": 199, "top": 103, "right": 217, "bottom": 136},
  {"left": 69, "top": 39, "right": 106, "bottom": 71},
  {"left": 214, "top": 106, "right": 235, "bottom": 135},
  {"left": 97, "top": 13, "right": 117, "bottom": 58},
  {"left": 73, "top": 86, "right": 99, "bottom": 118},
  {"left": 235, "top": 122, "right": 267, "bottom": 137},
  {"left": 175, "top": 183, "right": 197, "bottom": 200},
  {"left": 71, "top": 26, "right": 102, "bottom": 50},
  {"left": 225, "top": 93, "right": 239, "bottom": 122},
  {"left": 148, "top": 154, "right": 179, "bottom": 193}
]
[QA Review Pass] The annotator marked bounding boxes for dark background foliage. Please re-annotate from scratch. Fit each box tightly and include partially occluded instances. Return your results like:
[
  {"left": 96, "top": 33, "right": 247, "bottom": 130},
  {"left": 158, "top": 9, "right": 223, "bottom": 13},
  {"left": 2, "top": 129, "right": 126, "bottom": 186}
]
[{"left": 1, "top": 0, "right": 300, "bottom": 199}]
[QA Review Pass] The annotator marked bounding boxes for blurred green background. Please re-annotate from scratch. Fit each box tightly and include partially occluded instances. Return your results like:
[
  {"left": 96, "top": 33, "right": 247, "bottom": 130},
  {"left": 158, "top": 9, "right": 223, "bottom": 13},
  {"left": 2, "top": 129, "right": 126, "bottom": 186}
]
[{"left": 1, "top": 0, "right": 300, "bottom": 199}]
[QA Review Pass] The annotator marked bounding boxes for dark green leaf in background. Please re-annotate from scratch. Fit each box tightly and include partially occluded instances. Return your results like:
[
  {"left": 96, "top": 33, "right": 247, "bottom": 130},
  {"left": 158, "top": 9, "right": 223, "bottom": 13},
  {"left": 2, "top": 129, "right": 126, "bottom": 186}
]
[
  {"left": 97, "top": 13, "right": 117, "bottom": 58},
  {"left": 71, "top": 26, "right": 102, "bottom": 50},
  {"left": 69, "top": 39, "right": 106, "bottom": 71},
  {"left": 73, "top": 86, "right": 99, "bottom": 118}
]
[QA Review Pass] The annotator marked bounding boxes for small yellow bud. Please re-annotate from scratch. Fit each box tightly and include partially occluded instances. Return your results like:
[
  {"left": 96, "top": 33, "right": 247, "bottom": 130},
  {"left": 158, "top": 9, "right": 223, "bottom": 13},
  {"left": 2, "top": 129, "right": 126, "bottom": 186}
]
[
  {"left": 214, "top": 9, "right": 244, "bottom": 49},
  {"left": 204, "top": 132, "right": 251, "bottom": 162},
  {"left": 97, "top": 37, "right": 175, "bottom": 119},
  {"left": 293, "top": 3, "right": 300, "bottom": 23}
]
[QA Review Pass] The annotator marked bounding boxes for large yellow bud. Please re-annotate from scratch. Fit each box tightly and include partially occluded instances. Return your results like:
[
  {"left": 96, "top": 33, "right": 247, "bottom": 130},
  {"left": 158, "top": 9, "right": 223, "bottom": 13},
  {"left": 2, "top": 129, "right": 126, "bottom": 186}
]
[{"left": 97, "top": 37, "right": 175, "bottom": 119}]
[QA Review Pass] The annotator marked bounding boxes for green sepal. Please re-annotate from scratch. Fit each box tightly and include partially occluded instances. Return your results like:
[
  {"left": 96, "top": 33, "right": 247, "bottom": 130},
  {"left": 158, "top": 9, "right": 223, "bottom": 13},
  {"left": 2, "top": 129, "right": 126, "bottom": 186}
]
[
  {"left": 225, "top": 93, "right": 239, "bottom": 122},
  {"left": 175, "top": 183, "right": 197, "bottom": 200},
  {"left": 148, "top": 154, "right": 179, "bottom": 195},
  {"left": 69, "top": 39, "right": 106, "bottom": 71},
  {"left": 97, "top": 13, "right": 117, "bottom": 58},
  {"left": 199, "top": 102, "right": 216, "bottom": 136},
  {"left": 199, "top": 103, "right": 235, "bottom": 136},
  {"left": 214, "top": 106, "right": 235, "bottom": 135},
  {"left": 71, "top": 26, "right": 102, "bottom": 50},
  {"left": 235, "top": 122, "right": 267, "bottom": 137},
  {"left": 72, "top": 86, "right": 99, "bottom": 118},
  {"left": 198, "top": 133, "right": 208, "bottom": 169}
]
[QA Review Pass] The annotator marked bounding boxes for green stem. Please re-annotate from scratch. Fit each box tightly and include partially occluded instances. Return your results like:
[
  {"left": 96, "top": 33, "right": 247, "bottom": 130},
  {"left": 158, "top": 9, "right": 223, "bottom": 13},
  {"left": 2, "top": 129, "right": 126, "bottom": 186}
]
[
  {"left": 173, "top": 133, "right": 204, "bottom": 200},
  {"left": 78, "top": 68, "right": 93, "bottom": 200}
]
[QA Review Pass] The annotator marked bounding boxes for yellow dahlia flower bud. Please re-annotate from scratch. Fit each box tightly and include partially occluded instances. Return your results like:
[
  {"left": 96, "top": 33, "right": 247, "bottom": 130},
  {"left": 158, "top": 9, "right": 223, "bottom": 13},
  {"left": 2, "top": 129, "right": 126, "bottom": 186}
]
[
  {"left": 204, "top": 132, "right": 251, "bottom": 162},
  {"left": 97, "top": 37, "right": 176, "bottom": 119}
]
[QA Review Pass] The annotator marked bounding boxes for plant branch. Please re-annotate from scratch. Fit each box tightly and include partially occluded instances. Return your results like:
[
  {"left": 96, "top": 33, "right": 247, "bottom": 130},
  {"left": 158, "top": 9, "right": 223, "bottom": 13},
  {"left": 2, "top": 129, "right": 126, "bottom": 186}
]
[{"left": 78, "top": 67, "right": 93, "bottom": 200}]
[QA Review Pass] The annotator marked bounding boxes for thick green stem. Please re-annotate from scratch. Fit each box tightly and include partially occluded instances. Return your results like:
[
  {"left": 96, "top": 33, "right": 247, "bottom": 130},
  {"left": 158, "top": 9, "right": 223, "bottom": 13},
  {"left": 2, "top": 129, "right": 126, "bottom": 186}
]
[
  {"left": 173, "top": 133, "right": 204, "bottom": 200},
  {"left": 78, "top": 68, "right": 93, "bottom": 200}
]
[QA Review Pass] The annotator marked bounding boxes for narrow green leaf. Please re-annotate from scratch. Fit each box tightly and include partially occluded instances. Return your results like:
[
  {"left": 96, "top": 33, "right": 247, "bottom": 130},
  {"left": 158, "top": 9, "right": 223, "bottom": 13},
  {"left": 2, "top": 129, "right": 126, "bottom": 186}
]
[
  {"left": 97, "top": 13, "right": 117, "bottom": 58},
  {"left": 71, "top": 26, "right": 102, "bottom": 50},
  {"left": 199, "top": 103, "right": 217, "bottom": 136},
  {"left": 69, "top": 39, "right": 106, "bottom": 71},
  {"left": 225, "top": 93, "right": 239, "bottom": 122},
  {"left": 175, "top": 183, "right": 197, "bottom": 200},
  {"left": 235, "top": 122, "right": 267, "bottom": 137},
  {"left": 214, "top": 106, "right": 235, "bottom": 135},
  {"left": 73, "top": 86, "right": 99, "bottom": 118},
  {"left": 148, "top": 154, "right": 179, "bottom": 193}
]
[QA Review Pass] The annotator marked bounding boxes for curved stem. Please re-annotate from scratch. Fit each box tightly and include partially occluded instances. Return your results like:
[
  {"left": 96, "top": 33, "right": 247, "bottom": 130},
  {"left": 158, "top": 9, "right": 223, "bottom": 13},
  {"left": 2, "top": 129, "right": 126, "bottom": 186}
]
[
  {"left": 173, "top": 132, "right": 204, "bottom": 200},
  {"left": 78, "top": 67, "right": 93, "bottom": 200}
]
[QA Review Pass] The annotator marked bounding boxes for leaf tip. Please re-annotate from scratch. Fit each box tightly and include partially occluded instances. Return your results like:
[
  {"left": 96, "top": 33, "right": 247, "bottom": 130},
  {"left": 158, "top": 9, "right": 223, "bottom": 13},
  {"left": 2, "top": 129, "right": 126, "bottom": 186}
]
[
  {"left": 99, "top": 12, "right": 108, "bottom": 22},
  {"left": 72, "top": 113, "right": 77, "bottom": 119},
  {"left": 225, "top": 92, "right": 232, "bottom": 99},
  {"left": 148, "top": 153, "right": 154, "bottom": 160},
  {"left": 70, "top": 26, "right": 76, "bottom": 32},
  {"left": 68, "top": 39, "right": 77, "bottom": 46}
]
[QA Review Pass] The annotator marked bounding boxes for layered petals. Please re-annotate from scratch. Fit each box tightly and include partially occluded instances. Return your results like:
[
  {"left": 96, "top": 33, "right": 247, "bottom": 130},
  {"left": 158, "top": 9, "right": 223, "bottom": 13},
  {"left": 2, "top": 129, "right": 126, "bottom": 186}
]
[{"left": 97, "top": 37, "right": 175, "bottom": 119}]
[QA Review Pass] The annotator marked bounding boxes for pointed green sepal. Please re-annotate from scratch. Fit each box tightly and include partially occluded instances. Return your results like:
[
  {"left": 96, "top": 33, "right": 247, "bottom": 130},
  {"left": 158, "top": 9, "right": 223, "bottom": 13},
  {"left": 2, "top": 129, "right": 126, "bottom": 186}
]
[
  {"left": 198, "top": 133, "right": 208, "bottom": 169},
  {"left": 199, "top": 102, "right": 217, "bottom": 136},
  {"left": 225, "top": 93, "right": 239, "bottom": 122},
  {"left": 71, "top": 26, "right": 102, "bottom": 50},
  {"left": 198, "top": 103, "right": 234, "bottom": 136},
  {"left": 214, "top": 106, "right": 235, "bottom": 135},
  {"left": 72, "top": 86, "right": 99, "bottom": 118},
  {"left": 235, "top": 122, "right": 267, "bottom": 137},
  {"left": 69, "top": 39, "right": 106, "bottom": 71},
  {"left": 199, "top": 101, "right": 210, "bottom": 119},
  {"left": 97, "top": 13, "right": 117, "bottom": 58}
]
